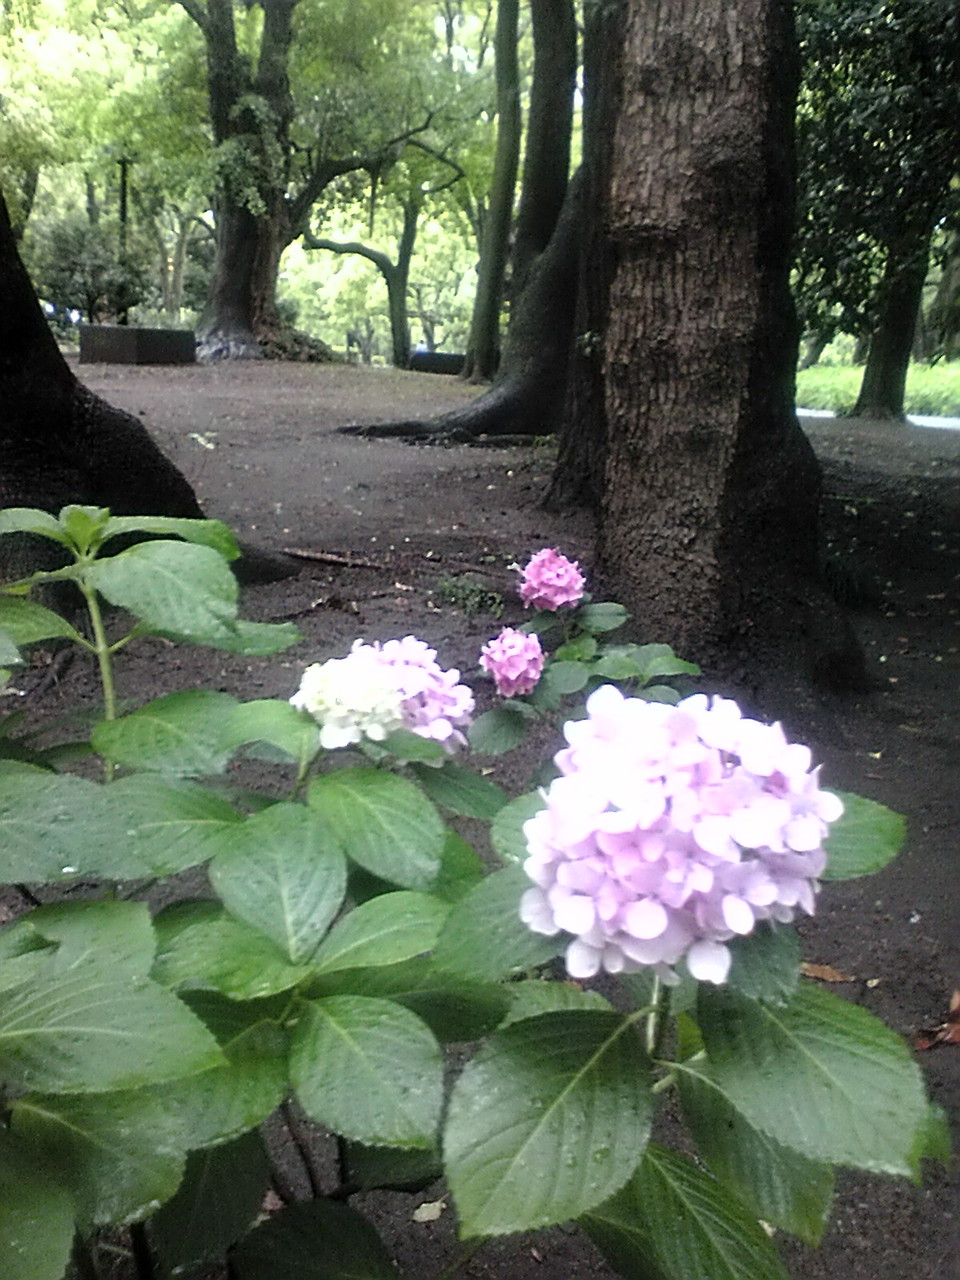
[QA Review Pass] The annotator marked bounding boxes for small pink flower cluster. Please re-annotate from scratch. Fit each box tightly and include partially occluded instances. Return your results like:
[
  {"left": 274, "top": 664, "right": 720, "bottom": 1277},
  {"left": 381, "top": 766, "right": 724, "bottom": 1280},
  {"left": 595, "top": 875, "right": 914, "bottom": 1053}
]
[
  {"left": 479, "top": 628, "right": 545, "bottom": 697},
  {"left": 518, "top": 547, "right": 585, "bottom": 611},
  {"left": 292, "top": 636, "right": 474, "bottom": 752},
  {"left": 520, "top": 686, "right": 843, "bottom": 984}
]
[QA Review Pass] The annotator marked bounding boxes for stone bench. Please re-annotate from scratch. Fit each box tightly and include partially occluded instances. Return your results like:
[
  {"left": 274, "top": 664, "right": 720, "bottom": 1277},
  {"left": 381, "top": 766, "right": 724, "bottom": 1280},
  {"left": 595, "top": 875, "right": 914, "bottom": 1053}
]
[{"left": 79, "top": 325, "right": 196, "bottom": 365}]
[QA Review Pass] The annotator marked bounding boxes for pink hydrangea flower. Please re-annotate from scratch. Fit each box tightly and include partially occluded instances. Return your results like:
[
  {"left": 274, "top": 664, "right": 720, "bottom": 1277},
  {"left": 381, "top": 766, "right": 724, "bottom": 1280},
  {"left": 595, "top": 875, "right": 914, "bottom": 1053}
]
[
  {"left": 520, "top": 686, "right": 843, "bottom": 985},
  {"left": 479, "top": 628, "right": 545, "bottom": 697},
  {"left": 292, "top": 636, "right": 474, "bottom": 753},
  {"left": 518, "top": 548, "right": 586, "bottom": 611}
]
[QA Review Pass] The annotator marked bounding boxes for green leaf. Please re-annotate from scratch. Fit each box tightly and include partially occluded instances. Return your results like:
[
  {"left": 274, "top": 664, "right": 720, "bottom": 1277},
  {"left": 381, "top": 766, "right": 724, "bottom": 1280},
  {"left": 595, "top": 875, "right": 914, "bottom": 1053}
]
[
  {"left": 0, "top": 596, "right": 83, "bottom": 646},
  {"left": 25, "top": 899, "right": 156, "bottom": 976},
  {"left": 198, "top": 618, "right": 301, "bottom": 655},
  {"left": 209, "top": 803, "right": 348, "bottom": 963},
  {"left": 231, "top": 1198, "right": 398, "bottom": 1280},
  {"left": 913, "top": 1102, "right": 954, "bottom": 1168},
  {"left": 152, "top": 902, "right": 312, "bottom": 999},
  {"left": 150, "top": 991, "right": 288, "bottom": 1149},
  {"left": 631, "top": 642, "right": 701, "bottom": 682},
  {"left": 340, "top": 1140, "right": 442, "bottom": 1193},
  {"left": 307, "top": 767, "right": 444, "bottom": 890},
  {"left": 432, "top": 865, "right": 561, "bottom": 982},
  {"left": 467, "top": 706, "right": 527, "bottom": 754},
  {"left": 91, "top": 690, "right": 240, "bottom": 775},
  {"left": 577, "top": 602, "right": 629, "bottom": 633},
  {"left": 0, "top": 507, "right": 70, "bottom": 543},
  {"left": 101, "top": 775, "right": 244, "bottom": 877},
  {"left": 0, "top": 1129, "right": 75, "bottom": 1280},
  {"left": 582, "top": 1144, "right": 790, "bottom": 1280},
  {"left": 502, "top": 979, "right": 613, "bottom": 1026},
  {"left": 101, "top": 514, "right": 240, "bottom": 560},
  {"left": 0, "top": 951, "right": 223, "bottom": 1094},
  {"left": 821, "top": 791, "right": 906, "bottom": 879},
  {"left": 223, "top": 698, "right": 321, "bottom": 769},
  {"left": 378, "top": 728, "right": 446, "bottom": 761},
  {"left": 0, "top": 771, "right": 242, "bottom": 883},
  {"left": 445, "top": 1010, "right": 653, "bottom": 1236},
  {"left": 676, "top": 1057, "right": 835, "bottom": 1244},
  {"left": 541, "top": 660, "right": 590, "bottom": 694},
  {"left": 148, "top": 1131, "right": 270, "bottom": 1271},
  {"left": 723, "top": 924, "right": 800, "bottom": 1005},
  {"left": 490, "top": 791, "right": 544, "bottom": 865},
  {"left": 697, "top": 983, "right": 929, "bottom": 1175},
  {"left": 593, "top": 652, "right": 644, "bottom": 681},
  {"left": 12, "top": 1090, "right": 187, "bottom": 1225},
  {"left": 409, "top": 761, "right": 508, "bottom": 819},
  {"left": 290, "top": 995, "right": 442, "bottom": 1148},
  {"left": 0, "top": 627, "right": 21, "bottom": 667},
  {"left": 430, "top": 830, "right": 486, "bottom": 903},
  {"left": 310, "top": 892, "right": 449, "bottom": 977},
  {"left": 314, "top": 957, "right": 509, "bottom": 1043},
  {"left": 88, "top": 540, "right": 240, "bottom": 639},
  {"left": 555, "top": 633, "right": 598, "bottom": 661}
]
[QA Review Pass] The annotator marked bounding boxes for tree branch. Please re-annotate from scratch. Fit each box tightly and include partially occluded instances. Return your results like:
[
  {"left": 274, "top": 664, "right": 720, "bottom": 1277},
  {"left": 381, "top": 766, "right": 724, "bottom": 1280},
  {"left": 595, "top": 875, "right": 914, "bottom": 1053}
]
[{"left": 300, "top": 233, "right": 394, "bottom": 279}]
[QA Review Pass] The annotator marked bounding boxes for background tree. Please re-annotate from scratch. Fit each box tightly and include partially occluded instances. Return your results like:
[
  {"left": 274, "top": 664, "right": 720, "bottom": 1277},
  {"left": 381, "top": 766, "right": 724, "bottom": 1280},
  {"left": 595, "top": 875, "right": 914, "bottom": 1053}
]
[
  {"left": 794, "top": 0, "right": 960, "bottom": 417},
  {"left": 0, "top": 187, "right": 292, "bottom": 582}
]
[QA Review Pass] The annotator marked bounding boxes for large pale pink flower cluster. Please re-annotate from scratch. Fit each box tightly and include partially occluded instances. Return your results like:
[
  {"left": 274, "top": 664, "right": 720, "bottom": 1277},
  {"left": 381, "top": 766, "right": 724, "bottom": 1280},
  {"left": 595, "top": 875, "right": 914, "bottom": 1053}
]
[
  {"left": 520, "top": 686, "right": 843, "bottom": 984},
  {"left": 479, "top": 628, "right": 545, "bottom": 697},
  {"left": 518, "top": 548, "right": 586, "bottom": 611},
  {"left": 292, "top": 636, "right": 474, "bottom": 752}
]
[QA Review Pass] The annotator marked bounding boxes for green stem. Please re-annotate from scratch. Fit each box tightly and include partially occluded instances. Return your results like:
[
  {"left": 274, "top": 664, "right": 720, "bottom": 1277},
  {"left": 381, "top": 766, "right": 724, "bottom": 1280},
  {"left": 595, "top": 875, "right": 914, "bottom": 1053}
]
[
  {"left": 644, "top": 978, "right": 672, "bottom": 1060},
  {"left": 80, "top": 582, "right": 116, "bottom": 724}
]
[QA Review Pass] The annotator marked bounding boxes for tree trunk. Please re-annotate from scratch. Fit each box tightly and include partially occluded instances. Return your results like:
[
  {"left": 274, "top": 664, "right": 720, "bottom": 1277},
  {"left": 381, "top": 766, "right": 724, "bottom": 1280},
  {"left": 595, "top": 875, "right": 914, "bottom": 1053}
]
[
  {"left": 462, "top": 0, "right": 521, "bottom": 382},
  {"left": 852, "top": 224, "right": 932, "bottom": 419},
  {"left": 543, "top": 0, "right": 625, "bottom": 513},
  {"left": 0, "top": 191, "right": 294, "bottom": 584},
  {"left": 587, "top": 0, "right": 861, "bottom": 690},
  {"left": 342, "top": 168, "right": 583, "bottom": 441},
  {"left": 510, "top": 0, "right": 577, "bottom": 301},
  {"left": 926, "top": 232, "right": 960, "bottom": 360}
]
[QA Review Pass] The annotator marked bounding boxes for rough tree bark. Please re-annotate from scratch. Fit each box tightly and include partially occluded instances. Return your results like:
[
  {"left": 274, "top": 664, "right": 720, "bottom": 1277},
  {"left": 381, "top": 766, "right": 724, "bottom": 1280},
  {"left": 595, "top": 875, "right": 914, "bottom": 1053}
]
[
  {"left": 0, "top": 190, "right": 294, "bottom": 583},
  {"left": 852, "top": 223, "right": 932, "bottom": 419},
  {"left": 575, "top": 0, "right": 863, "bottom": 690},
  {"left": 509, "top": 0, "right": 577, "bottom": 302},
  {"left": 462, "top": 0, "right": 521, "bottom": 382}
]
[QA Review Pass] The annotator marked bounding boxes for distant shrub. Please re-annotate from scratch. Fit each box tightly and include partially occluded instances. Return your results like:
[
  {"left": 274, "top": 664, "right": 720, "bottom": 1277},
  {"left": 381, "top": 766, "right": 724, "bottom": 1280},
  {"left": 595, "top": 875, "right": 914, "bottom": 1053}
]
[{"left": 796, "top": 361, "right": 960, "bottom": 417}]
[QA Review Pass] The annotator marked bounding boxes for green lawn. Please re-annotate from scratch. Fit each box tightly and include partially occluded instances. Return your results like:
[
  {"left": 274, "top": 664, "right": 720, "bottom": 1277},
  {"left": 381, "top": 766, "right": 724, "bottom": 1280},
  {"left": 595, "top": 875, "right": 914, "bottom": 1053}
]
[{"left": 796, "top": 361, "right": 960, "bottom": 417}]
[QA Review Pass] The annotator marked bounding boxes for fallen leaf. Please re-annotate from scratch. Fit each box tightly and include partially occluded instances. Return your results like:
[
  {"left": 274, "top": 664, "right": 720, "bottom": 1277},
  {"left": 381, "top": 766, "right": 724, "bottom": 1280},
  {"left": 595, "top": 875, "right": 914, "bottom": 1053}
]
[
  {"left": 914, "top": 990, "right": 960, "bottom": 1051},
  {"left": 801, "top": 962, "right": 857, "bottom": 983},
  {"left": 412, "top": 1199, "right": 446, "bottom": 1224}
]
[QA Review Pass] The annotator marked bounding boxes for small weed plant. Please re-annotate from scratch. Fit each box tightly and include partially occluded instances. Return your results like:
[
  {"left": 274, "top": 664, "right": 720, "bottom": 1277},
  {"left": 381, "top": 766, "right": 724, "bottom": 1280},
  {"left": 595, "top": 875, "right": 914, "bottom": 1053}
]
[{"left": 0, "top": 507, "right": 946, "bottom": 1280}]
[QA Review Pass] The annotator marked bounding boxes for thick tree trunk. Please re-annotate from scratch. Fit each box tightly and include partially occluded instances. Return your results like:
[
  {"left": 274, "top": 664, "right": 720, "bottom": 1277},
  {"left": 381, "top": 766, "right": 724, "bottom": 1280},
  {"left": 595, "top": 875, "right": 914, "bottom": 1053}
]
[
  {"left": 510, "top": 0, "right": 577, "bottom": 301},
  {"left": 543, "top": 0, "right": 625, "bottom": 513},
  {"left": 196, "top": 199, "right": 289, "bottom": 361},
  {"left": 852, "top": 225, "right": 932, "bottom": 419},
  {"left": 592, "top": 0, "right": 861, "bottom": 690},
  {"left": 0, "top": 192, "right": 294, "bottom": 584},
  {"left": 342, "top": 169, "right": 583, "bottom": 441},
  {"left": 463, "top": 0, "right": 521, "bottom": 382}
]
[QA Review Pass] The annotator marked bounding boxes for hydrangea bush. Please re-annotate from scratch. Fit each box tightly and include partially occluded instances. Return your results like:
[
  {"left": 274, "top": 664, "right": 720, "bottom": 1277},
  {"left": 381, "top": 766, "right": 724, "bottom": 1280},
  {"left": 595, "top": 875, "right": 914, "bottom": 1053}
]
[{"left": 0, "top": 509, "right": 946, "bottom": 1280}]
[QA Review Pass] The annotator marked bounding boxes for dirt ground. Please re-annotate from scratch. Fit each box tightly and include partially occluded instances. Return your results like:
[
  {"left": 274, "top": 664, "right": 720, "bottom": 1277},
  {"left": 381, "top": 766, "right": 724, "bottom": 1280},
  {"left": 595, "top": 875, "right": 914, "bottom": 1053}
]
[{"left": 33, "top": 357, "right": 960, "bottom": 1278}]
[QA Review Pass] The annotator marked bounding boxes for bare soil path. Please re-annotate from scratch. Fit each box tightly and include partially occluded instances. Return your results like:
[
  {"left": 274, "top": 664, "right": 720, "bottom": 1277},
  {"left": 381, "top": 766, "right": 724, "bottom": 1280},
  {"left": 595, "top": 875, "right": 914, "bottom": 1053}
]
[{"left": 36, "top": 358, "right": 960, "bottom": 1278}]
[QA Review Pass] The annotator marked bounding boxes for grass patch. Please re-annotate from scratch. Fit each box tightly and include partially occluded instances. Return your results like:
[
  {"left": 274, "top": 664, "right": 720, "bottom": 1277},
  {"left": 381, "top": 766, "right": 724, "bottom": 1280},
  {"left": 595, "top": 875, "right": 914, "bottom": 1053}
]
[{"left": 796, "top": 361, "right": 960, "bottom": 417}]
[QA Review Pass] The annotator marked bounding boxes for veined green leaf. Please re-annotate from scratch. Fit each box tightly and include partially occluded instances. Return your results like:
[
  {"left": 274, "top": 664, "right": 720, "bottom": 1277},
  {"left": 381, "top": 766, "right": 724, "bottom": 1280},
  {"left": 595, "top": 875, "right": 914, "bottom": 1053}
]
[
  {"left": 309, "top": 891, "right": 449, "bottom": 976},
  {"left": 92, "top": 690, "right": 239, "bottom": 775},
  {"left": 101, "top": 515, "right": 240, "bottom": 560},
  {"left": 445, "top": 1010, "right": 653, "bottom": 1236},
  {"left": 231, "top": 1199, "right": 398, "bottom": 1280},
  {"left": 291, "top": 995, "right": 442, "bottom": 1149},
  {"left": 822, "top": 791, "right": 906, "bottom": 879},
  {"left": 307, "top": 767, "right": 444, "bottom": 890},
  {"left": 12, "top": 1090, "right": 187, "bottom": 1225},
  {"left": 698, "top": 983, "right": 929, "bottom": 1175},
  {"left": 209, "top": 803, "right": 347, "bottom": 963},
  {"left": 0, "top": 596, "right": 83, "bottom": 646},
  {"left": 0, "top": 1129, "right": 75, "bottom": 1280},
  {"left": 582, "top": 1144, "right": 789, "bottom": 1280}
]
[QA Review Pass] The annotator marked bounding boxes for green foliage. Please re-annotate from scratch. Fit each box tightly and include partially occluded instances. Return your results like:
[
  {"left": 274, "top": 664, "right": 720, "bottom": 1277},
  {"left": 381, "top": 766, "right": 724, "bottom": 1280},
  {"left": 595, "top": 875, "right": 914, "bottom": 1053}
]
[
  {"left": 795, "top": 0, "right": 960, "bottom": 343},
  {"left": 797, "top": 361, "right": 960, "bottom": 417},
  {"left": 0, "top": 506, "right": 936, "bottom": 1280}
]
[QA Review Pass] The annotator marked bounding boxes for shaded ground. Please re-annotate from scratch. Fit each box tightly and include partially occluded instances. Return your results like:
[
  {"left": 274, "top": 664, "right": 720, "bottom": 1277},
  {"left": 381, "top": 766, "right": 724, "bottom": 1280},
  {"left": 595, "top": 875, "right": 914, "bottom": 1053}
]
[{"left": 24, "top": 357, "right": 960, "bottom": 1278}]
